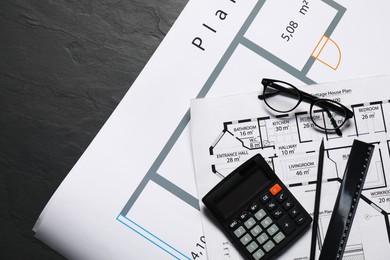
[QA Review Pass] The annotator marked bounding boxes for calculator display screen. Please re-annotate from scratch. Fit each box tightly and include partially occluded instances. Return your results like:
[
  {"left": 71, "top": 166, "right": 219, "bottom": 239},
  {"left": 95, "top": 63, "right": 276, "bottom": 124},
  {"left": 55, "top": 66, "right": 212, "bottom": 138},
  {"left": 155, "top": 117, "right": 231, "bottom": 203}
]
[{"left": 216, "top": 168, "right": 271, "bottom": 217}]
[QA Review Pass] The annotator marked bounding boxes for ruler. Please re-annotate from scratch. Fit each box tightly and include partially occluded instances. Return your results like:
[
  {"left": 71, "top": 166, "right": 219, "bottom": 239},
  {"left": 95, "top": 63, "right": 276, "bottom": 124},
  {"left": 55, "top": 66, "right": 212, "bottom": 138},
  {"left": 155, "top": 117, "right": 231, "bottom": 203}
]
[{"left": 318, "top": 139, "right": 374, "bottom": 260}]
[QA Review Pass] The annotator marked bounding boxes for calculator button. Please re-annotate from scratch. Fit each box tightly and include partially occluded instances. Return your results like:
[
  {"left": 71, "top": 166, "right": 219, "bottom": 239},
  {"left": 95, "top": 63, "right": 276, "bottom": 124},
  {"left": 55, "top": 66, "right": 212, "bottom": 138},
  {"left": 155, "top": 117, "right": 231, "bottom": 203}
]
[
  {"left": 289, "top": 207, "right": 300, "bottom": 218},
  {"left": 254, "top": 209, "right": 267, "bottom": 221},
  {"left": 240, "top": 233, "right": 252, "bottom": 245},
  {"left": 263, "top": 240, "right": 275, "bottom": 252},
  {"left": 282, "top": 199, "right": 293, "bottom": 210},
  {"left": 234, "top": 226, "right": 246, "bottom": 238},
  {"left": 267, "top": 224, "right": 279, "bottom": 236},
  {"left": 246, "top": 241, "right": 259, "bottom": 253},
  {"left": 249, "top": 202, "right": 259, "bottom": 212},
  {"left": 295, "top": 215, "right": 306, "bottom": 226},
  {"left": 253, "top": 248, "right": 265, "bottom": 260},
  {"left": 239, "top": 211, "right": 249, "bottom": 221},
  {"left": 276, "top": 191, "right": 287, "bottom": 202},
  {"left": 266, "top": 200, "right": 277, "bottom": 211},
  {"left": 229, "top": 219, "right": 239, "bottom": 229},
  {"left": 257, "top": 233, "right": 269, "bottom": 244},
  {"left": 250, "top": 225, "right": 262, "bottom": 237},
  {"left": 273, "top": 231, "right": 286, "bottom": 244},
  {"left": 260, "top": 216, "right": 273, "bottom": 228},
  {"left": 260, "top": 192, "right": 271, "bottom": 204},
  {"left": 269, "top": 183, "right": 282, "bottom": 196},
  {"left": 244, "top": 217, "right": 256, "bottom": 229},
  {"left": 277, "top": 215, "right": 297, "bottom": 235},
  {"left": 272, "top": 208, "right": 284, "bottom": 219}
]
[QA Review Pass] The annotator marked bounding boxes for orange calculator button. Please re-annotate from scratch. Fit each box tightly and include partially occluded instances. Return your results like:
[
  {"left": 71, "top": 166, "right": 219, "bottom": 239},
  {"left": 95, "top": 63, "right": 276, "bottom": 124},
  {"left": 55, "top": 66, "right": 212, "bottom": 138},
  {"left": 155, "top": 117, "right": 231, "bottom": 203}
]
[{"left": 269, "top": 183, "right": 282, "bottom": 196}]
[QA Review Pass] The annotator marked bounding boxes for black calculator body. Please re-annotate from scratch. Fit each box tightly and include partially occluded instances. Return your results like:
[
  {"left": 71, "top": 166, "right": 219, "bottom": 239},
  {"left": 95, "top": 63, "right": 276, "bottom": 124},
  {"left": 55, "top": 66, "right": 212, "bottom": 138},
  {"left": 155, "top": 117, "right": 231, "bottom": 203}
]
[{"left": 202, "top": 154, "right": 312, "bottom": 260}]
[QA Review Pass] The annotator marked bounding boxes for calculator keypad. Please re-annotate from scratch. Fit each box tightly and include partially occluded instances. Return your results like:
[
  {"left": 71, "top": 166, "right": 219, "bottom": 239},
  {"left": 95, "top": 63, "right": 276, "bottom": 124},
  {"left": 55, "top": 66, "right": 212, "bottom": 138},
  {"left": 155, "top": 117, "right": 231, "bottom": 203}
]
[{"left": 229, "top": 183, "right": 308, "bottom": 259}]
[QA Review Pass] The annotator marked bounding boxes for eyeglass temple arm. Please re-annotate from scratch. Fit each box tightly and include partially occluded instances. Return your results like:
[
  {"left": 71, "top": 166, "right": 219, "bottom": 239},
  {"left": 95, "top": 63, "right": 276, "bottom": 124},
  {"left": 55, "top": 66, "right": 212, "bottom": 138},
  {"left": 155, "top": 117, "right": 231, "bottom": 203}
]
[
  {"left": 324, "top": 109, "right": 343, "bottom": 137},
  {"left": 300, "top": 91, "right": 354, "bottom": 118}
]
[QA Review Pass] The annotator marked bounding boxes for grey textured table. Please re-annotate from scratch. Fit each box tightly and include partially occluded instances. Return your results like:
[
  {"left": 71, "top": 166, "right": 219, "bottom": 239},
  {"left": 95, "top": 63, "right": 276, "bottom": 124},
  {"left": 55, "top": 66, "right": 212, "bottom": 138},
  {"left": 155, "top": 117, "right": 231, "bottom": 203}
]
[{"left": 0, "top": 0, "right": 188, "bottom": 259}]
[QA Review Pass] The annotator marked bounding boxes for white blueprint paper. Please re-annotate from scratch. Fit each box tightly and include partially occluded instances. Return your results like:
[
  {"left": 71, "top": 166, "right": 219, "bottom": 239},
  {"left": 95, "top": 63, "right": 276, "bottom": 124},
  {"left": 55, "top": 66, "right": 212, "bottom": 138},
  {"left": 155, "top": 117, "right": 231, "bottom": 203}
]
[
  {"left": 34, "top": 0, "right": 390, "bottom": 259},
  {"left": 191, "top": 76, "right": 390, "bottom": 259}
]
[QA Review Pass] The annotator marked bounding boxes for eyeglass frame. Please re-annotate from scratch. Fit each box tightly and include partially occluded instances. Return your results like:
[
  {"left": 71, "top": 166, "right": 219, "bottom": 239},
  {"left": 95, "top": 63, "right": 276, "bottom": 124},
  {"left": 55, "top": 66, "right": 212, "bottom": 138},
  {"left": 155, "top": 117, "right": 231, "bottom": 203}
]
[{"left": 258, "top": 78, "right": 354, "bottom": 136}]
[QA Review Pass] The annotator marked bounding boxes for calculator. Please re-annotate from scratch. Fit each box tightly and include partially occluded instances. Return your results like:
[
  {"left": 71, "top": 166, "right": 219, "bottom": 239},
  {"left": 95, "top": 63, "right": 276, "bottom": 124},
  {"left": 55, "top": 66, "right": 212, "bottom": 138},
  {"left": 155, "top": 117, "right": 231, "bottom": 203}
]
[{"left": 202, "top": 154, "right": 312, "bottom": 260}]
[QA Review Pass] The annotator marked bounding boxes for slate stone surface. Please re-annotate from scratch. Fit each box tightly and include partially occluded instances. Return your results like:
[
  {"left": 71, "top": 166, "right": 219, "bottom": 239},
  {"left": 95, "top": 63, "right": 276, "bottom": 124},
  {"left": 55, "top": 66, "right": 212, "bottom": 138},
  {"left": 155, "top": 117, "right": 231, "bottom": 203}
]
[{"left": 0, "top": 0, "right": 188, "bottom": 259}]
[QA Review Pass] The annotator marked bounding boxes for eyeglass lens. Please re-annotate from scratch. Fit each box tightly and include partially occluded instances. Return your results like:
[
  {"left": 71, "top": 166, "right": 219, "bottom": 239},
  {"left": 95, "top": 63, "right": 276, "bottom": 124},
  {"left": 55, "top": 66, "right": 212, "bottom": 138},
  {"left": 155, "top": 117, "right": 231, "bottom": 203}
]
[
  {"left": 263, "top": 82, "right": 300, "bottom": 112},
  {"left": 310, "top": 100, "right": 347, "bottom": 130}
]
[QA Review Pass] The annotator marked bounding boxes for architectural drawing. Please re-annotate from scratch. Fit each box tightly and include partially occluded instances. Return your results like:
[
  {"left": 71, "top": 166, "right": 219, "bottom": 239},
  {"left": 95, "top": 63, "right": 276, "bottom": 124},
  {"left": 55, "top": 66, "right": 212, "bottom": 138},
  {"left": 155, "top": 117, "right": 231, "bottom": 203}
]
[{"left": 204, "top": 97, "right": 390, "bottom": 259}]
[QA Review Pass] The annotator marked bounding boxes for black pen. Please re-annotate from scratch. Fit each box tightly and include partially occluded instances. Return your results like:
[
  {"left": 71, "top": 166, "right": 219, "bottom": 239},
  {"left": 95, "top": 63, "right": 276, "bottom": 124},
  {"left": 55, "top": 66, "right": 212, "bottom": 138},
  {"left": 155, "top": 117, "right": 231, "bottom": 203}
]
[{"left": 310, "top": 138, "right": 325, "bottom": 260}]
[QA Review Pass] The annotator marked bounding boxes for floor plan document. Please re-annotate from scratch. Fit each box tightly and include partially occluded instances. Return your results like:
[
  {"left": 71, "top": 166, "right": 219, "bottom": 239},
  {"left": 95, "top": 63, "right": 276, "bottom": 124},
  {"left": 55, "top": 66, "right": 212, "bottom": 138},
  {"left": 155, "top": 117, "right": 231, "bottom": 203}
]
[
  {"left": 191, "top": 76, "right": 390, "bottom": 260},
  {"left": 34, "top": 0, "right": 390, "bottom": 259}
]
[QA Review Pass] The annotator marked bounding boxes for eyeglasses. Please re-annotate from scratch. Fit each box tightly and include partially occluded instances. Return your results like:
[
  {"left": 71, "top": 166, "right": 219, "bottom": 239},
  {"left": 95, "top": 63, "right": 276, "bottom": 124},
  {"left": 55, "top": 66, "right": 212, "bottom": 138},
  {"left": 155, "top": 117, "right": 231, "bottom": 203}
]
[{"left": 258, "top": 78, "right": 354, "bottom": 136}]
